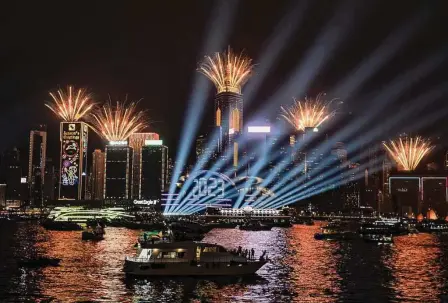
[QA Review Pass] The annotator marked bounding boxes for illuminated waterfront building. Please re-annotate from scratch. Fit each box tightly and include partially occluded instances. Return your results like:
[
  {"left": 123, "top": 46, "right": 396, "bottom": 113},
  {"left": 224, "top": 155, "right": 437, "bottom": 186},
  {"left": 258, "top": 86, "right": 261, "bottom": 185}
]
[
  {"left": 129, "top": 132, "right": 160, "bottom": 199},
  {"left": 140, "top": 140, "right": 168, "bottom": 201},
  {"left": 59, "top": 122, "right": 89, "bottom": 200},
  {"left": 28, "top": 125, "right": 47, "bottom": 207},
  {"left": 104, "top": 141, "right": 133, "bottom": 200},
  {"left": 91, "top": 149, "right": 105, "bottom": 200}
]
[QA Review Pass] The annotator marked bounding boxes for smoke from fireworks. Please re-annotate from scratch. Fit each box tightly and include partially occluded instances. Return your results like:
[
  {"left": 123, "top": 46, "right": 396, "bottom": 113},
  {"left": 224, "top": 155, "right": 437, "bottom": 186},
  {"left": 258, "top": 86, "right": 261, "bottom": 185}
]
[
  {"left": 281, "top": 93, "right": 336, "bottom": 131},
  {"left": 45, "top": 86, "right": 94, "bottom": 121},
  {"left": 383, "top": 136, "right": 433, "bottom": 171},
  {"left": 90, "top": 101, "right": 148, "bottom": 142},
  {"left": 198, "top": 46, "right": 253, "bottom": 94}
]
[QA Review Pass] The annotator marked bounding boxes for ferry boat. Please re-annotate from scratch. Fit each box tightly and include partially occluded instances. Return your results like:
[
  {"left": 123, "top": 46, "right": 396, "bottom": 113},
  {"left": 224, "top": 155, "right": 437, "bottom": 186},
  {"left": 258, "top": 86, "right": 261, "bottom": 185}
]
[
  {"left": 362, "top": 233, "right": 394, "bottom": 245},
  {"left": 48, "top": 207, "right": 135, "bottom": 223},
  {"left": 124, "top": 242, "right": 267, "bottom": 276}
]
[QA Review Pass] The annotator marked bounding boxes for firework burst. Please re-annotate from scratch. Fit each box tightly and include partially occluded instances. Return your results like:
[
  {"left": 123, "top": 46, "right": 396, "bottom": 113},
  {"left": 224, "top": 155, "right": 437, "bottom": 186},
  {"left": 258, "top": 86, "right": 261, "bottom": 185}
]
[
  {"left": 280, "top": 93, "right": 336, "bottom": 131},
  {"left": 90, "top": 101, "right": 148, "bottom": 142},
  {"left": 198, "top": 46, "right": 253, "bottom": 94},
  {"left": 383, "top": 136, "right": 433, "bottom": 171},
  {"left": 45, "top": 86, "right": 94, "bottom": 121}
]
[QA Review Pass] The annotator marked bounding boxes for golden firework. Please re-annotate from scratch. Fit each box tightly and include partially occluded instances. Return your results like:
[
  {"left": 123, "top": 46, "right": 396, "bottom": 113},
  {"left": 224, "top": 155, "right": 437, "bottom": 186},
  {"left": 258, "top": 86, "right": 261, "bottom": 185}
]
[
  {"left": 281, "top": 93, "right": 335, "bottom": 131},
  {"left": 198, "top": 46, "right": 253, "bottom": 94},
  {"left": 90, "top": 101, "right": 148, "bottom": 142},
  {"left": 45, "top": 86, "right": 94, "bottom": 121},
  {"left": 383, "top": 136, "right": 433, "bottom": 171}
]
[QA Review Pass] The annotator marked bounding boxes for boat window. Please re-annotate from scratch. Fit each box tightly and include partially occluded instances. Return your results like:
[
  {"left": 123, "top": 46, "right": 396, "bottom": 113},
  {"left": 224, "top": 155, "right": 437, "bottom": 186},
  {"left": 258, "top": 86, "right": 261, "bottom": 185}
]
[
  {"left": 157, "top": 251, "right": 178, "bottom": 259},
  {"left": 177, "top": 252, "right": 185, "bottom": 258},
  {"left": 203, "top": 247, "right": 217, "bottom": 252}
]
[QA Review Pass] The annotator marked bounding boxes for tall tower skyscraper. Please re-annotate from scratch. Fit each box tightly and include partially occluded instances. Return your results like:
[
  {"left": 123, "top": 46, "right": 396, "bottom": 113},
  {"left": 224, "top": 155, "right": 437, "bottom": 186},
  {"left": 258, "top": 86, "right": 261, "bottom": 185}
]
[
  {"left": 28, "top": 125, "right": 47, "bottom": 207},
  {"left": 140, "top": 140, "right": 168, "bottom": 201},
  {"left": 104, "top": 142, "right": 133, "bottom": 200},
  {"left": 129, "top": 132, "right": 160, "bottom": 199},
  {"left": 198, "top": 47, "right": 254, "bottom": 169},
  {"left": 59, "top": 122, "right": 89, "bottom": 200},
  {"left": 91, "top": 149, "right": 105, "bottom": 200}
]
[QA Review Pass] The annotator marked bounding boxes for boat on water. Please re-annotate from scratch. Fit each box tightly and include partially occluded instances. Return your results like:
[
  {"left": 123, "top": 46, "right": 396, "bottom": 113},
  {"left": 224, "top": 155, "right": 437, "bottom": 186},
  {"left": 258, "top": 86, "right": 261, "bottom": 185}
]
[
  {"left": 124, "top": 242, "right": 267, "bottom": 276},
  {"left": 314, "top": 221, "right": 356, "bottom": 241},
  {"left": 362, "top": 233, "right": 394, "bottom": 245},
  {"left": 236, "top": 221, "right": 272, "bottom": 231},
  {"left": 82, "top": 224, "right": 105, "bottom": 241}
]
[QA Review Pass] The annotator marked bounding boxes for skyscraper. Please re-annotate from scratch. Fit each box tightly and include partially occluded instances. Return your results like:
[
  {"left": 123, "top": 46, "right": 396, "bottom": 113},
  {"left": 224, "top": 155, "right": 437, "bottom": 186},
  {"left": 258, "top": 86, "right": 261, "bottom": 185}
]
[
  {"left": 140, "top": 140, "right": 168, "bottom": 201},
  {"left": 91, "top": 149, "right": 105, "bottom": 200},
  {"left": 198, "top": 48, "right": 253, "bottom": 169},
  {"left": 195, "top": 126, "right": 221, "bottom": 169},
  {"left": 28, "top": 126, "right": 47, "bottom": 207},
  {"left": 129, "top": 132, "right": 160, "bottom": 199},
  {"left": 59, "top": 122, "right": 89, "bottom": 200},
  {"left": 1, "top": 148, "right": 24, "bottom": 205},
  {"left": 104, "top": 142, "right": 133, "bottom": 200}
]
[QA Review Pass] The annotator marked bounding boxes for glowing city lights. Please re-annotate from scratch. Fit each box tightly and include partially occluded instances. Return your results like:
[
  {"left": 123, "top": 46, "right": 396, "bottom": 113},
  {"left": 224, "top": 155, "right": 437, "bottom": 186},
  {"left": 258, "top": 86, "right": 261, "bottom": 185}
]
[
  {"left": 383, "top": 136, "right": 433, "bottom": 171},
  {"left": 45, "top": 86, "right": 94, "bottom": 122},
  {"left": 198, "top": 46, "right": 254, "bottom": 94}
]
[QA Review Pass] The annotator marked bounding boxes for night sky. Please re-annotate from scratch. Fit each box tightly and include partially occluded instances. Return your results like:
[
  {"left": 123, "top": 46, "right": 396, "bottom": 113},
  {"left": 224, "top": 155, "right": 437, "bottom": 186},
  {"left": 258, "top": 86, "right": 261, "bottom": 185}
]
[{"left": 1, "top": 0, "right": 448, "bottom": 165}]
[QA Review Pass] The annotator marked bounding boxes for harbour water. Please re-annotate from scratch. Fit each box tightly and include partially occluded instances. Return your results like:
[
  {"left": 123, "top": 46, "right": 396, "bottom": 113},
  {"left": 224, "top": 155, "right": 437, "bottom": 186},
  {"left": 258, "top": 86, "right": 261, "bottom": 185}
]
[{"left": 1, "top": 221, "right": 448, "bottom": 302}]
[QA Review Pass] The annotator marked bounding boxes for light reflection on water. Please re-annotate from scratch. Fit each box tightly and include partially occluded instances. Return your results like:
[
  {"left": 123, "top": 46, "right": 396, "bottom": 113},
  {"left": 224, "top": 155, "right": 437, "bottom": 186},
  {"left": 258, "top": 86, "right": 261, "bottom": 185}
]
[{"left": 0, "top": 221, "right": 448, "bottom": 302}]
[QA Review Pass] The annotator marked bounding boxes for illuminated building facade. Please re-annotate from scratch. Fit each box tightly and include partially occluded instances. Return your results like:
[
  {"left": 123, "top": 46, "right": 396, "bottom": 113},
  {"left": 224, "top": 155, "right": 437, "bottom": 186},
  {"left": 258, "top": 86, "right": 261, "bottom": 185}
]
[
  {"left": 91, "top": 149, "right": 105, "bottom": 200},
  {"left": 28, "top": 126, "right": 47, "bottom": 207},
  {"left": 59, "top": 122, "right": 88, "bottom": 200},
  {"left": 104, "top": 142, "right": 133, "bottom": 200},
  {"left": 140, "top": 140, "right": 168, "bottom": 201},
  {"left": 215, "top": 92, "right": 243, "bottom": 167},
  {"left": 246, "top": 126, "right": 271, "bottom": 176},
  {"left": 129, "top": 132, "right": 160, "bottom": 199},
  {"left": 389, "top": 176, "right": 420, "bottom": 215}
]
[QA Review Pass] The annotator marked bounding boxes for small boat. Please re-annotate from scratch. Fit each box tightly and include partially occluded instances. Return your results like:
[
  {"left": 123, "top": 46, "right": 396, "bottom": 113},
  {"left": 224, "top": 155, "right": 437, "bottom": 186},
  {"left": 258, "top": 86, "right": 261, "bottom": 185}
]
[
  {"left": 82, "top": 224, "right": 105, "bottom": 241},
  {"left": 18, "top": 257, "right": 61, "bottom": 268},
  {"left": 124, "top": 242, "right": 267, "bottom": 276},
  {"left": 362, "top": 234, "right": 393, "bottom": 244}
]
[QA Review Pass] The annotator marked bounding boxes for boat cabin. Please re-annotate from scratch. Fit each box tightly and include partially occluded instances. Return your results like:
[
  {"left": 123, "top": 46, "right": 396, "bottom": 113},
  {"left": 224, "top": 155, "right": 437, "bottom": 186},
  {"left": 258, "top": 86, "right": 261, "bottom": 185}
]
[{"left": 133, "top": 242, "right": 242, "bottom": 263}]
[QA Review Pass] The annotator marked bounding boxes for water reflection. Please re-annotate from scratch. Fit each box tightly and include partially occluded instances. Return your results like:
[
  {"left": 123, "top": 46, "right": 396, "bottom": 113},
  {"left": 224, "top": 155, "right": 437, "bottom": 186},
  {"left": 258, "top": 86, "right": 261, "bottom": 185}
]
[
  {"left": 1, "top": 222, "right": 448, "bottom": 302},
  {"left": 388, "top": 234, "right": 444, "bottom": 302}
]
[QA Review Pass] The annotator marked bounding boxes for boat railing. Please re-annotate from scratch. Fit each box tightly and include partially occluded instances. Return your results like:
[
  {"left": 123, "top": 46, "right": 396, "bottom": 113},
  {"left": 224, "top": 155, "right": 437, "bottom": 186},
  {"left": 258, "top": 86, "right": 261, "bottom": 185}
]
[{"left": 125, "top": 256, "right": 263, "bottom": 263}]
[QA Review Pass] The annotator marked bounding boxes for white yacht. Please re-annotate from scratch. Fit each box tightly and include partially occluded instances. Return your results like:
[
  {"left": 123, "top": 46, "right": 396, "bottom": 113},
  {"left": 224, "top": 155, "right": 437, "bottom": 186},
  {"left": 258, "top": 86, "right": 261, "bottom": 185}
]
[{"left": 124, "top": 242, "right": 267, "bottom": 276}]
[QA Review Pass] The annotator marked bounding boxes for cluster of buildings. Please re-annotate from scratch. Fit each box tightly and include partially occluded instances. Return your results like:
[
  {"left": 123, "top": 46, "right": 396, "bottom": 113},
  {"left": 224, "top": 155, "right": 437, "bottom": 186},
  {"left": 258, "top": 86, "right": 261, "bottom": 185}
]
[{"left": 0, "top": 123, "right": 170, "bottom": 209}]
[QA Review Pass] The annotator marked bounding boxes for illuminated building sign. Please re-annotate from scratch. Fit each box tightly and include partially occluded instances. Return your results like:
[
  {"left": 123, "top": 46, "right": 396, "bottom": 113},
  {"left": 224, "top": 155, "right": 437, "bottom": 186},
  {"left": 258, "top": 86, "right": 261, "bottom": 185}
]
[
  {"left": 167, "top": 170, "right": 238, "bottom": 210},
  {"left": 133, "top": 199, "right": 159, "bottom": 205},
  {"left": 59, "top": 122, "right": 87, "bottom": 200},
  {"left": 247, "top": 126, "right": 271, "bottom": 133},
  {"left": 109, "top": 140, "right": 127, "bottom": 146},
  {"left": 145, "top": 139, "right": 163, "bottom": 146}
]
